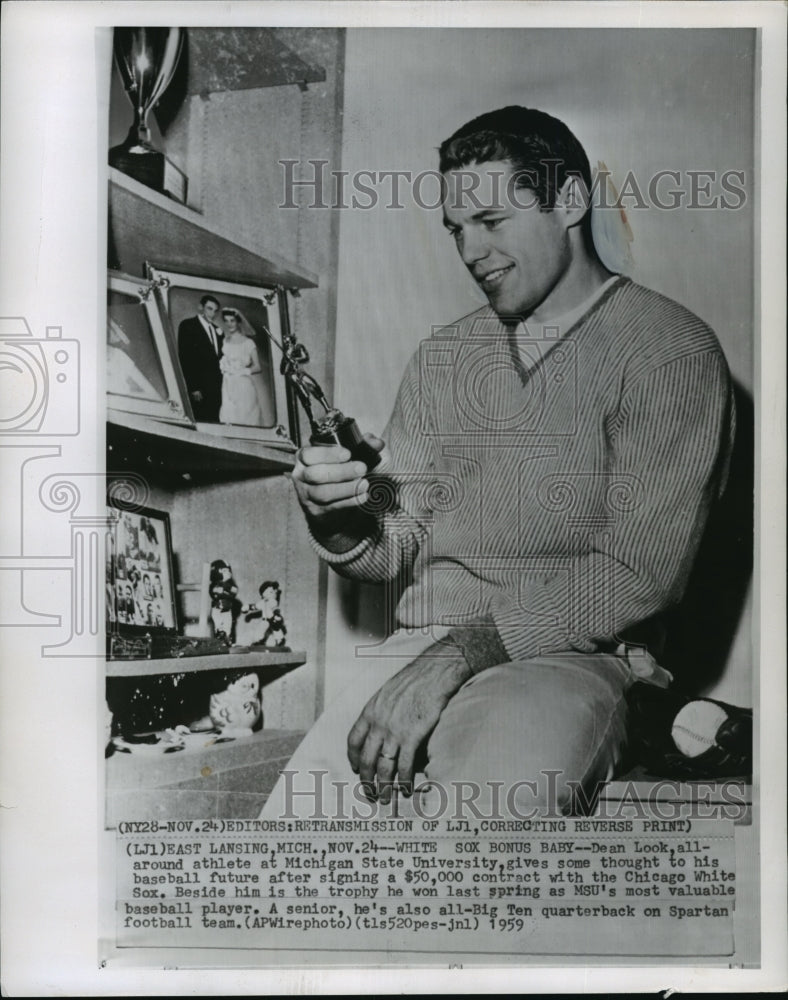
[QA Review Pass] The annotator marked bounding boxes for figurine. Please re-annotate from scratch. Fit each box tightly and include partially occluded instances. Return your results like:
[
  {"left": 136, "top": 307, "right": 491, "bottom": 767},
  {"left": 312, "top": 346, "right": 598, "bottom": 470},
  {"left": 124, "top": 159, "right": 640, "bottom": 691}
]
[
  {"left": 209, "top": 559, "right": 241, "bottom": 644},
  {"left": 246, "top": 579, "right": 289, "bottom": 650},
  {"left": 281, "top": 348, "right": 333, "bottom": 430},
  {"left": 267, "top": 330, "right": 380, "bottom": 470},
  {"left": 208, "top": 673, "right": 262, "bottom": 737},
  {"left": 210, "top": 559, "right": 235, "bottom": 590}
]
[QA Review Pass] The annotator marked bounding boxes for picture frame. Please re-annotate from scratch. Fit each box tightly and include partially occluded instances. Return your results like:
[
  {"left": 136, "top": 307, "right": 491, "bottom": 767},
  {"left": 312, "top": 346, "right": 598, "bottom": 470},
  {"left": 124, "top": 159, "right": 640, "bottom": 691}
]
[
  {"left": 145, "top": 264, "right": 296, "bottom": 449},
  {"left": 105, "top": 501, "right": 179, "bottom": 638},
  {"left": 106, "top": 269, "right": 195, "bottom": 425}
]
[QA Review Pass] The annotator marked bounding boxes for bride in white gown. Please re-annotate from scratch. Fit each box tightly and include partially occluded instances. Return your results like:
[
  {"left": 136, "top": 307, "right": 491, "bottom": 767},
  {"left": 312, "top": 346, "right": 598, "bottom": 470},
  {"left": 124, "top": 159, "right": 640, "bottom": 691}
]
[{"left": 218, "top": 308, "right": 263, "bottom": 426}]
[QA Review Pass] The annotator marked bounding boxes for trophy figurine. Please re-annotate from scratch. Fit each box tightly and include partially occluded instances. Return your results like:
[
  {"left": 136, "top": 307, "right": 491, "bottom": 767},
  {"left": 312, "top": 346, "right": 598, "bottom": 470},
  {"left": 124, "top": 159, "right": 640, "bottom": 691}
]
[
  {"left": 109, "top": 27, "right": 188, "bottom": 203},
  {"left": 278, "top": 339, "right": 381, "bottom": 470}
]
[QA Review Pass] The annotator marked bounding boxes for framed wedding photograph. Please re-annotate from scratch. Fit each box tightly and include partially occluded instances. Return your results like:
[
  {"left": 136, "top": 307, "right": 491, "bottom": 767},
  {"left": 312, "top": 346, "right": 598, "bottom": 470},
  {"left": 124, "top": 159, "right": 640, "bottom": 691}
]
[
  {"left": 106, "top": 269, "right": 195, "bottom": 425},
  {"left": 145, "top": 264, "right": 296, "bottom": 449},
  {"left": 106, "top": 501, "right": 179, "bottom": 638}
]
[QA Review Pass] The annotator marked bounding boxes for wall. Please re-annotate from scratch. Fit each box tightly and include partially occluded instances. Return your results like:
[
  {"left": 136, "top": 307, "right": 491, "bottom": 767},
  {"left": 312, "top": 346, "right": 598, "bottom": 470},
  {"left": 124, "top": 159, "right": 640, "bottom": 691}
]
[
  {"left": 325, "top": 28, "right": 755, "bottom": 706},
  {"left": 167, "top": 27, "right": 347, "bottom": 726},
  {"left": 108, "top": 28, "right": 346, "bottom": 728}
]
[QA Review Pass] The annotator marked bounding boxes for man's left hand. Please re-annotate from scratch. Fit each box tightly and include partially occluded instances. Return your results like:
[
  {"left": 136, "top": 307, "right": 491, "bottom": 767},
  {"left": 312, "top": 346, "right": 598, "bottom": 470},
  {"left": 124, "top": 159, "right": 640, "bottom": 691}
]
[{"left": 347, "top": 641, "right": 472, "bottom": 803}]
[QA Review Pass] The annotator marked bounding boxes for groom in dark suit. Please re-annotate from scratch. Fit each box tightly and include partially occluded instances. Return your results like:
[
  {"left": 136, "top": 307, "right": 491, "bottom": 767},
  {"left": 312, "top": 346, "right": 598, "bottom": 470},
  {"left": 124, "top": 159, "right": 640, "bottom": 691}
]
[{"left": 177, "top": 294, "right": 223, "bottom": 421}]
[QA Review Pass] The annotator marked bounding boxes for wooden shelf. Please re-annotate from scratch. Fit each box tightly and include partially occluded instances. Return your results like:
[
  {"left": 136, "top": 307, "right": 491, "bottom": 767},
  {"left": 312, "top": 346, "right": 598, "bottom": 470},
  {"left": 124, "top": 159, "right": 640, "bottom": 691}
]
[
  {"left": 108, "top": 409, "right": 295, "bottom": 485},
  {"left": 106, "top": 648, "right": 306, "bottom": 678},
  {"left": 105, "top": 727, "right": 306, "bottom": 826},
  {"left": 186, "top": 29, "right": 326, "bottom": 95},
  {"left": 108, "top": 168, "right": 319, "bottom": 289}
]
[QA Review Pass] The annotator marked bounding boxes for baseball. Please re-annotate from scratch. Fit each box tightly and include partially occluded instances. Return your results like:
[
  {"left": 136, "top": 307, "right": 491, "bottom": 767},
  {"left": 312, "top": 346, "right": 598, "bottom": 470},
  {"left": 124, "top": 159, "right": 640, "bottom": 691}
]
[{"left": 671, "top": 700, "right": 728, "bottom": 758}]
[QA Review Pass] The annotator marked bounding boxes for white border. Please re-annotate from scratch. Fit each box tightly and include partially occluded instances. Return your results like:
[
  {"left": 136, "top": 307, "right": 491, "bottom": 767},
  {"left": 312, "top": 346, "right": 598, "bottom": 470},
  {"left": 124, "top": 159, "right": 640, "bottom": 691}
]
[{"left": 1, "top": 2, "right": 785, "bottom": 995}]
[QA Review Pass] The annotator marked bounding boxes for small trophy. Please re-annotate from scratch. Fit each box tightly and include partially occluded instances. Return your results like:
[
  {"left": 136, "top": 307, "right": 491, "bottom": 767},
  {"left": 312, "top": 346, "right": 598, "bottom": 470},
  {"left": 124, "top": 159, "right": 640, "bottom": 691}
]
[
  {"left": 278, "top": 340, "right": 381, "bottom": 469},
  {"left": 109, "top": 27, "right": 188, "bottom": 203}
]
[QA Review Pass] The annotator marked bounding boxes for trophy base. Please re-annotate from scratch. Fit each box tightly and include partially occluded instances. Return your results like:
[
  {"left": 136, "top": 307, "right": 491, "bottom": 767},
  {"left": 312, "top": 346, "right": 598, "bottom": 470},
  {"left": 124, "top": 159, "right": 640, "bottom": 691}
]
[
  {"left": 109, "top": 144, "right": 188, "bottom": 204},
  {"left": 311, "top": 415, "right": 381, "bottom": 470}
]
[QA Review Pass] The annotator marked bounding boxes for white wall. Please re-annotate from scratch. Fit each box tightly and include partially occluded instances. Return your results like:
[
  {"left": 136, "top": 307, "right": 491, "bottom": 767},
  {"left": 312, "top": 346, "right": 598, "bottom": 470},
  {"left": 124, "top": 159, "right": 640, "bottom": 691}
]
[{"left": 326, "top": 28, "right": 755, "bottom": 706}]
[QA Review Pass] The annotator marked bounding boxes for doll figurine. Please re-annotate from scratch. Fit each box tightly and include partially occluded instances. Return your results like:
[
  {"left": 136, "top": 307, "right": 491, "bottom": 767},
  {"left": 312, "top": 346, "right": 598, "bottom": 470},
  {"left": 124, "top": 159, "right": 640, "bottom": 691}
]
[
  {"left": 210, "top": 559, "right": 237, "bottom": 592},
  {"left": 209, "top": 559, "right": 241, "bottom": 644},
  {"left": 246, "top": 580, "right": 289, "bottom": 650},
  {"left": 209, "top": 673, "right": 262, "bottom": 737}
]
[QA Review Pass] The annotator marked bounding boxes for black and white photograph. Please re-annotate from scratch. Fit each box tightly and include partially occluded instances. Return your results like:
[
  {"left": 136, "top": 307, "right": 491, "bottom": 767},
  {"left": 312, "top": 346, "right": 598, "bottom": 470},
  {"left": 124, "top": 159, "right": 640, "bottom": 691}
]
[
  {"left": 145, "top": 265, "right": 294, "bottom": 443},
  {"left": 104, "top": 14, "right": 765, "bottom": 971},
  {"left": 106, "top": 505, "right": 177, "bottom": 631},
  {"left": 107, "top": 269, "right": 194, "bottom": 425},
  {"left": 0, "top": 2, "right": 785, "bottom": 996}
]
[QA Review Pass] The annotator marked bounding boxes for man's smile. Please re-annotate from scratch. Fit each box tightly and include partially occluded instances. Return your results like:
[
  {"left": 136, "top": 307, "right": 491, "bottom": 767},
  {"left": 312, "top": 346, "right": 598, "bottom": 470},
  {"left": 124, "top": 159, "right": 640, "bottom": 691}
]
[{"left": 475, "top": 263, "right": 515, "bottom": 289}]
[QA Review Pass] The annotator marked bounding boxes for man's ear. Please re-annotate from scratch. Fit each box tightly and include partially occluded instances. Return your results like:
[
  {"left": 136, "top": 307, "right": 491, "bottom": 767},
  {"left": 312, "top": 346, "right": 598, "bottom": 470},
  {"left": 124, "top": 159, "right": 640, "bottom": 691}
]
[{"left": 555, "top": 174, "right": 591, "bottom": 230}]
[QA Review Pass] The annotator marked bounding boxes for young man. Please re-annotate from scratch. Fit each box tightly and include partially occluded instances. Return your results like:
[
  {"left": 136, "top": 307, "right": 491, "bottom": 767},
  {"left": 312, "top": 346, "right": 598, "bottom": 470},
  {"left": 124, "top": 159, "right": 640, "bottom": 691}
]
[
  {"left": 286, "top": 106, "right": 735, "bottom": 817},
  {"left": 177, "top": 294, "right": 224, "bottom": 422}
]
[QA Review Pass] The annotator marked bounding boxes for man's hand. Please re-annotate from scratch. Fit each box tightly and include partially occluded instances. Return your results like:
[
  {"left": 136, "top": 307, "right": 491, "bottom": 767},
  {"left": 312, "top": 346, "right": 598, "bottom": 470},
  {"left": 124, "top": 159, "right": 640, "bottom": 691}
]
[
  {"left": 347, "top": 641, "right": 473, "bottom": 803},
  {"left": 190, "top": 390, "right": 204, "bottom": 403},
  {"left": 290, "top": 435, "right": 385, "bottom": 549}
]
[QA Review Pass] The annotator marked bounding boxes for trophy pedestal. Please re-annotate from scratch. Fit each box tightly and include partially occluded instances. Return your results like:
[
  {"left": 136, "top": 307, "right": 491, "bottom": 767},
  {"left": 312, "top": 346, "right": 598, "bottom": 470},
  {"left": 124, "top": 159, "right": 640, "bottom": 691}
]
[
  {"left": 311, "top": 415, "right": 381, "bottom": 470},
  {"left": 109, "top": 144, "right": 188, "bottom": 204}
]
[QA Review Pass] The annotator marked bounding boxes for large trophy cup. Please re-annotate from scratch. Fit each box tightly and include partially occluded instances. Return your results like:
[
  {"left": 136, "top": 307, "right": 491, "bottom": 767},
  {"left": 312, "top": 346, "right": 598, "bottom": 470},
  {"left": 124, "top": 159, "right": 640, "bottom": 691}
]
[
  {"left": 277, "top": 338, "right": 381, "bottom": 470},
  {"left": 109, "top": 27, "right": 188, "bottom": 203}
]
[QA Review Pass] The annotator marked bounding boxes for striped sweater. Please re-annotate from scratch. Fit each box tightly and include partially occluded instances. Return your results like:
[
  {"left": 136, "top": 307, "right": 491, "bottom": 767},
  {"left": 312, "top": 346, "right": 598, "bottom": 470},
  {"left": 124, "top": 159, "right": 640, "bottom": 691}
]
[{"left": 313, "top": 277, "right": 736, "bottom": 665}]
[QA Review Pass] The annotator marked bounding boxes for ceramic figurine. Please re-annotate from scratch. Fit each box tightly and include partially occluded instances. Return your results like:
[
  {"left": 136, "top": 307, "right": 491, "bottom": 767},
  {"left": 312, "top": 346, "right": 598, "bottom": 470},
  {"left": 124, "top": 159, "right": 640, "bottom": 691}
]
[
  {"left": 246, "top": 580, "right": 289, "bottom": 649},
  {"left": 209, "top": 559, "right": 241, "bottom": 644},
  {"left": 208, "top": 673, "right": 262, "bottom": 737}
]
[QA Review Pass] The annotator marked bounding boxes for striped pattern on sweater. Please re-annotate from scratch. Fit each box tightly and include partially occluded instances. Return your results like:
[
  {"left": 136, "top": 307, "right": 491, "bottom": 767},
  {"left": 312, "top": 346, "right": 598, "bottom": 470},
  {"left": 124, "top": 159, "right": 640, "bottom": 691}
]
[{"left": 312, "top": 277, "right": 736, "bottom": 662}]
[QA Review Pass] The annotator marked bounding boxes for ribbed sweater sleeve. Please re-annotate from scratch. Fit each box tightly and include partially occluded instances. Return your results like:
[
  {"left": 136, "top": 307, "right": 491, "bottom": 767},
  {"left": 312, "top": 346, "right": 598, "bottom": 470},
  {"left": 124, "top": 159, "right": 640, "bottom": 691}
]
[{"left": 490, "top": 349, "right": 735, "bottom": 661}]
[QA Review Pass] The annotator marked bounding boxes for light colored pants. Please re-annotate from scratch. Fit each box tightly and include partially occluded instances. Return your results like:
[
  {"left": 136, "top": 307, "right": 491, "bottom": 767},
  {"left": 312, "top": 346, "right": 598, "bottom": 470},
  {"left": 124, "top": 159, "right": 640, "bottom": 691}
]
[{"left": 260, "top": 633, "right": 668, "bottom": 822}]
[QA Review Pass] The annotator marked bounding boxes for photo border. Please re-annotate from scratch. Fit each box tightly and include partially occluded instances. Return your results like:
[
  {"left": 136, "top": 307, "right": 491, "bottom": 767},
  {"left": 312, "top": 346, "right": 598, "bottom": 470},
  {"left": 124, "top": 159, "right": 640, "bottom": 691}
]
[
  {"left": 145, "top": 263, "right": 296, "bottom": 449},
  {"left": 107, "top": 269, "right": 194, "bottom": 425},
  {"left": 106, "top": 500, "right": 179, "bottom": 639}
]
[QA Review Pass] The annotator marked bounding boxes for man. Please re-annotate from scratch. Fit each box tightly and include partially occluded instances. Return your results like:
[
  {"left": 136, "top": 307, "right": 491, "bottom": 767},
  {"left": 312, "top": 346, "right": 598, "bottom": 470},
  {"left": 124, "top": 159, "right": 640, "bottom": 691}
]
[
  {"left": 122, "top": 584, "right": 135, "bottom": 624},
  {"left": 177, "top": 294, "right": 224, "bottom": 421},
  {"left": 287, "top": 106, "right": 735, "bottom": 817},
  {"left": 114, "top": 580, "right": 127, "bottom": 624}
]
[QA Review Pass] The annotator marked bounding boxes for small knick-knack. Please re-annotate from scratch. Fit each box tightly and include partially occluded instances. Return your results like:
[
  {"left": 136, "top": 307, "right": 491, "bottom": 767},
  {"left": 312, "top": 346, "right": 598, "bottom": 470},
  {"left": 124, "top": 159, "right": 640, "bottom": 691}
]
[
  {"left": 246, "top": 580, "right": 289, "bottom": 650},
  {"left": 209, "top": 559, "right": 241, "bottom": 645},
  {"left": 208, "top": 673, "right": 262, "bottom": 737}
]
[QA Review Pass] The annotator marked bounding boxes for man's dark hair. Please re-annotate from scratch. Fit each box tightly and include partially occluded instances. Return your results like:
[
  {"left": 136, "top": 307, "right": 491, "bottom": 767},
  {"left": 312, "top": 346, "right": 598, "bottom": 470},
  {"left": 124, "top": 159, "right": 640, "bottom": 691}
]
[
  {"left": 200, "top": 294, "right": 220, "bottom": 309},
  {"left": 439, "top": 106, "right": 591, "bottom": 212}
]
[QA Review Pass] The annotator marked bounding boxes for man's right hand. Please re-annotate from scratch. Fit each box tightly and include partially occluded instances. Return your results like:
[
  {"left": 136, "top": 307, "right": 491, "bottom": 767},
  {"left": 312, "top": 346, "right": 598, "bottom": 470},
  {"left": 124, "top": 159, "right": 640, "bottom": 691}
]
[
  {"left": 290, "top": 434, "right": 385, "bottom": 523},
  {"left": 190, "top": 390, "right": 204, "bottom": 403}
]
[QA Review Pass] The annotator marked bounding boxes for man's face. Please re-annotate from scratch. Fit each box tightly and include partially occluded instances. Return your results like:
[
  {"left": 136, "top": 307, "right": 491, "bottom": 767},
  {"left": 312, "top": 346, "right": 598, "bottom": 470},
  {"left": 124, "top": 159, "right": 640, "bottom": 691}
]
[
  {"left": 201, "top": 300, "right": 219, "bottom": 323},
  {"left": 442, "top": 160, "right": 570, "bottom": 320}
]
